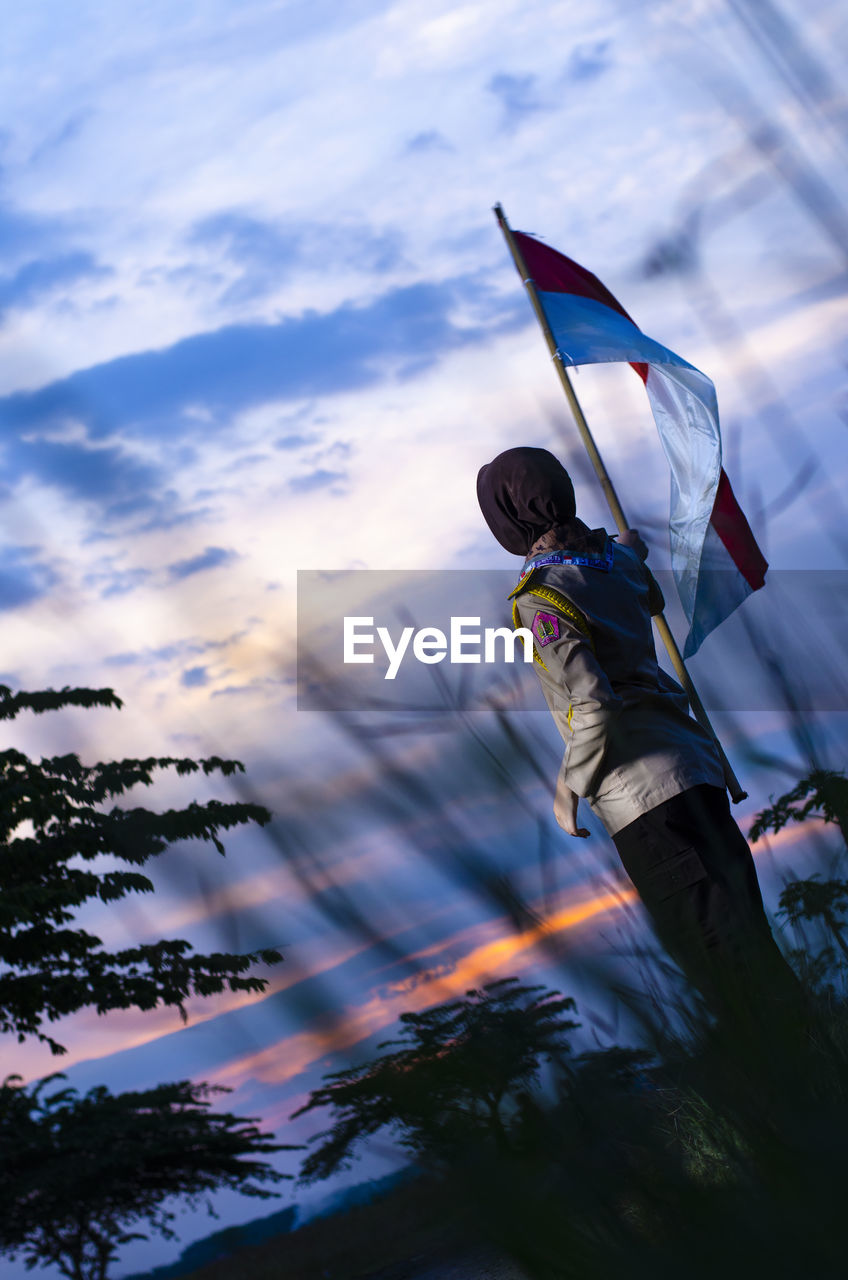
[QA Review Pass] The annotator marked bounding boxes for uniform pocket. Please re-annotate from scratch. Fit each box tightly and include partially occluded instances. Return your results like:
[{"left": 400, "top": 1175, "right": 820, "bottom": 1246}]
[
  {"left": 613, "top": 819, "right": 708, "bottom": 906},
  {"left": 643, "top": 846, "right": 708, "bottom": 902}
]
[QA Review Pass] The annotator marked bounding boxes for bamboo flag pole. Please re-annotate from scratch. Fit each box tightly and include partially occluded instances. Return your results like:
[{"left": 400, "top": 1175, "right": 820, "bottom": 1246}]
[{"left": 493, "top": 202, "right": 747, "bottom": 803}]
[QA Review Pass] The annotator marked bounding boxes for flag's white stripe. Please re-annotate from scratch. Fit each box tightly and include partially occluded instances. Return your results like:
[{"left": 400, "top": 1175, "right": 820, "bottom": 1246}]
[
  {"left": 537, "top": 291, "right": 726, "bottom": 657},
  {"left": 644, "top": 365, "right": 722, "bottom": 655},
  {"left": 684, "top": 523, "right": 755, "bottom": 658}
]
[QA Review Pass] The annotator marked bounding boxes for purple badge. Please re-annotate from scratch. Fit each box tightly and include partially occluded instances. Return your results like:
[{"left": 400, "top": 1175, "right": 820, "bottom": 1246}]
[{"left": 533, "top": 611, "right": 560, "bottom": 646}]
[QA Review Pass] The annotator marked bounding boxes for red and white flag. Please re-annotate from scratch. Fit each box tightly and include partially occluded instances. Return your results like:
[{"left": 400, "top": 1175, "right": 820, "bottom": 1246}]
[{"left": 514, "top": 230, "right": 767, "bottom": 656}]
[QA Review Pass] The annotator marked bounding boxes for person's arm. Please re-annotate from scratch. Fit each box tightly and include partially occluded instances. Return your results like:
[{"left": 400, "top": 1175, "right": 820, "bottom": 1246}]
[
  {"left": 516, "top": 591, "right": 623, "bottom": 812},
  {"left": 616, "top": 528, "right": 648, "bottom": 561},
  {"left": 617, "top": 528, "right": 664, "bottom": 615},
  {"left": 553, "top": 762, "right": 590, "bottom": 839}
]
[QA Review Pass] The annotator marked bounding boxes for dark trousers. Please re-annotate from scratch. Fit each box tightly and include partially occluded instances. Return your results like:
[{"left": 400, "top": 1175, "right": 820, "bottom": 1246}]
[{"left": 612, "top": 783, "right": 800, "bottom": 1020}]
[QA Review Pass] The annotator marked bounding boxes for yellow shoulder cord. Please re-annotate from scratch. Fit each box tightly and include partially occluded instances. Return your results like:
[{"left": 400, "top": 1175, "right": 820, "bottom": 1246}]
[
  {"left": 511, "top": 596, "right": 547, "bottom": 667},
  {"left": 521, "top": 584, "right": 595, "bottom": 653},
  {"left": 510, "top": 574, "right": 595, "bottom": 646}
]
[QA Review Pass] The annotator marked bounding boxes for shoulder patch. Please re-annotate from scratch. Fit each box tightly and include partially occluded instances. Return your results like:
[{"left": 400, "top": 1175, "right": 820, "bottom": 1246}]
[
  {"left": 511, "top": 597, "right": 547, "bottom": 668},
  {"left": 512, "top": 581, "right": 595, "bottom": 654},
  {"left": 532, "top": 610, "right": 560, "bottom": 646}
]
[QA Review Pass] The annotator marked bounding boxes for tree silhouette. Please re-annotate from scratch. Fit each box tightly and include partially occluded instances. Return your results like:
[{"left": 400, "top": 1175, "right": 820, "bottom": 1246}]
[
  {"left": 0, "top": 684, "right": 281, "bottom": 1054},
  {"left": 293, "top": 977, "right": 579, "bottom": 1183},
  {"left": 749, "top": 768, "right": 848, "bottom": 847},
  {"left": 0, "top": 1074, "right": 294, "bottom": 1280},
  {"left": 777, "top": 876, "right": 848, "bottom": 964}
]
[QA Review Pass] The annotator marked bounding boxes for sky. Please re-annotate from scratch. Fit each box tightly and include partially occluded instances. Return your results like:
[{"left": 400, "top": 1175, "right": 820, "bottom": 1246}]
[{"left": 1, "top": 0, "right": 848, "bottom": 1274}]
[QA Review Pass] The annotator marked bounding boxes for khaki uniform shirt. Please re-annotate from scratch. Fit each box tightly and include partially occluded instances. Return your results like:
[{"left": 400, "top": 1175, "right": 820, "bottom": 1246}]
[{"left": 512, "top": 538, "right": 724, "bottom": 836}]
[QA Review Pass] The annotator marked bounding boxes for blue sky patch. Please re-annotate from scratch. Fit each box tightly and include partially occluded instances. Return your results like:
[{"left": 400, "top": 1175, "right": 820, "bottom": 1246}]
[{"left": 181, "top": 664, "right": 210, "bottom": 688}]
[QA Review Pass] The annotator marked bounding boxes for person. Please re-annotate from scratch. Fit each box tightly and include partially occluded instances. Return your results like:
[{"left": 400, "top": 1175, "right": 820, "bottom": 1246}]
[{"left": 476, "top": 445, "right": 798, "bottom": 1017}]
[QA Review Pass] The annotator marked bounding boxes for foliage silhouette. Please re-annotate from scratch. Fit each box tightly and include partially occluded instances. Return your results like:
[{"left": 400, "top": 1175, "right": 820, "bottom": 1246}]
[
  {"left": 292, "top": 977, "right": 579, "bottom": 1182},
  {"left": 747, "top": 767, "right": 848, "bottom": 998},
  {"left": 0, "top": 1074, "right": 293, "bottom": 1280},
  {"left": 778, "top": 877, "right": 848, "bottom": 963},
  {"left": 0, "top": 684, "right": 282, "bottom": 1054},
  {"left": 749, "top": 768, "right": 848, "bottom": 845},
  {"left": 285, "top": 965, "right": 848, "bottom": 1280}
]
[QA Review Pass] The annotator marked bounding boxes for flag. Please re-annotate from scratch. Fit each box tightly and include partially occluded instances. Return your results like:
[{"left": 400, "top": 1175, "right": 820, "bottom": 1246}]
[{"left": 514, "top": 230, "right": 767, "bottom": 657}]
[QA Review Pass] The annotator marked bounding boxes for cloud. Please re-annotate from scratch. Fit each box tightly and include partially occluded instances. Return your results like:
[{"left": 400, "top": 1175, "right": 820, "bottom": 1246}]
[
  {"left": 564, "top": 39, "right": 613, "bottom": 82},
  {"left": 0, "top": 276, "right": 517, "bottom": 445},
  {"left": 167, "top": 545, "right": 238, "bottom": 581},
  {"left": 289, "top": 468, "right": 346, "bottom": 494},
  {"left": 405, "top": 130, "right": 452, "bottom": 154},
  {"left": 188, "top": 211, "right": 301, "bottom": 305},
  {"left": 189, "top": 884, "right": 629, "bottom": 1095},
  {"left": 11, "top": 438, "right": 160, "bottom": 507},
  {"left": 0, "top": 544, "right": 58, "bottom": 611},
  {"left": 100, "top": 567, "right": 152, "bottom": 598},
  {"left": 0, "top": 251, "right": 110, "bottom": 320},
  {"left": 133, "top": 502, "right": 215, "bottom": 534},
  {"left": 28, "top": 109, "right": 94, "bottom": 163},
  {"left": 0, "top": 202, "right": 69, "bottom": 260},
  {"left": 487, "top": 72, "right": 544, "bottom": 127},
  {"left": 274, "top": 432, "right": 317, "bottom": 450},
  {"left": 104, "top": 630, "right": 248, "bottom": 668},
  {"left": 188, "top": 210, "right": 404, "bottom": 305}
]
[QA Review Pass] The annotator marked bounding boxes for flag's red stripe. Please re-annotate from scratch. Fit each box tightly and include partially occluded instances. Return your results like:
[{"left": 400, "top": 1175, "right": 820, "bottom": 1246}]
[
  {"left": 515, "top": 231, "right": 648, "bottom": 382},
  {"left": 514, "top": 231, "right": 635, "bottom": 316},
  {"left": 709, "top": 469, "right": 768, "bottom": 590}
]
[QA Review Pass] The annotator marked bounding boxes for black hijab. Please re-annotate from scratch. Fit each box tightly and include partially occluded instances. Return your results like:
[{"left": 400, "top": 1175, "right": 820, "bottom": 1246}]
[{"left": 477, "top": 446, "right": 592, "bottom": 556}]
